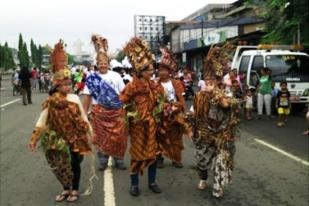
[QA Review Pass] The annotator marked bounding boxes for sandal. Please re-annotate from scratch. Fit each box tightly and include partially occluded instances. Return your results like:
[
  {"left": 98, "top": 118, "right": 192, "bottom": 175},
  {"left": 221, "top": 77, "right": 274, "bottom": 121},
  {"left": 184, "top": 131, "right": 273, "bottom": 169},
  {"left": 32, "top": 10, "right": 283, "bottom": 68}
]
[
  {"left": 67, "top": 191, "right": 79, "bottom": 202},
  {"left": 213, "top": 189, "right": 224, "bottom": 198},
  {"left": 55, "top": 190, "right": 70, "bottom": 202},
  {"left": 197, "top": 180, "right": 207, "bottom": 190}
]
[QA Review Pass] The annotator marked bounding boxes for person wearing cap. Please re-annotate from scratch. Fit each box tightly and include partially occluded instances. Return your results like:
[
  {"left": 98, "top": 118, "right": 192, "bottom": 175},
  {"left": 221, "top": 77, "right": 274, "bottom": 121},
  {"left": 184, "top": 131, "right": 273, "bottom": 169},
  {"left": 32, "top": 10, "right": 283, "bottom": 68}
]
[
  {"left": 120, "top": 37, "right": 165, "bottom": 197},
  {"left": 155, "top": 46, "right": 191, "bottom": 169},
  {"left": 191, "top": 45, "right": 240, "bottom": 198},
  {"left": 82, "top": 35, "right": 128, "bottom": 171},
  {"left": 28, "top": 41, "right": 92, "bottom": 202}
]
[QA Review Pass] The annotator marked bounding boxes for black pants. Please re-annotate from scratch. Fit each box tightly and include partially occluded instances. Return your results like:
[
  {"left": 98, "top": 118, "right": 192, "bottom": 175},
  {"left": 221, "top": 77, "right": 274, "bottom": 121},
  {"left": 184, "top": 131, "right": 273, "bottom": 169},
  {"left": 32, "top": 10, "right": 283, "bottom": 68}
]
[
  {"left": 21, "top": 87, "right": 32, "bottom": 104},
  {"left": 64, "top": 151, "right": 83, "bottom": 190}
]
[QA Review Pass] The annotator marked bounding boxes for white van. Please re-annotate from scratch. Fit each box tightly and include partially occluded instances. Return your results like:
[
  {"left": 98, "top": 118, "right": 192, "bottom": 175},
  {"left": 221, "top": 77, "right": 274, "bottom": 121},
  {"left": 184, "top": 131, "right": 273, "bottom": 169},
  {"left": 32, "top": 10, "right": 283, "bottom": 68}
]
[{"left": 233, "top": 45, "right": 309, "bottom": 105}]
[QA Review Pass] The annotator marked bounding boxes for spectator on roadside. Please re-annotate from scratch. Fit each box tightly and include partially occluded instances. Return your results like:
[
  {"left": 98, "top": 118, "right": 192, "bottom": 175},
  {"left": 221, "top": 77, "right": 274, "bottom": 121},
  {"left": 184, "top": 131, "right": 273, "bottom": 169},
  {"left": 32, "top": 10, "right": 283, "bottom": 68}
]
[
  {"left": 31, "top": 67, "right": 39, "bottom": 90},
  {"left": 197, "top": 73, "right": 205, "bottom": 91},
  {"left": 276, "top": 82, "right": 290, "bottom": 127},
  {"left": 182, "top": 67, "right": 194, "bottom": 100},
  {"left": 231, "top": 79, "right": 243, "bottom": 99},
  {"left": 271, "top": 81, "right": 279, "bottom": 118},
  {"left": 257, "top": 67, "right": 272, "bottom": 120},
  {"left": 245, "top": 89, "right": 253, "bottom": 120},
  {"left": 19, "top": 66, "right": 32, "bottom": 105},
  {"left": 223, "top": 69, "right": 240, "bottom": 92}
]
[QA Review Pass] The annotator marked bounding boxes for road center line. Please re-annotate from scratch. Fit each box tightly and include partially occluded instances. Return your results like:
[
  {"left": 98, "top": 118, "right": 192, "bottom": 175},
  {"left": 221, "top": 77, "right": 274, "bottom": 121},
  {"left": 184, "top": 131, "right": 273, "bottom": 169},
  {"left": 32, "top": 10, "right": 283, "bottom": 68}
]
[
  {"left": 254, "top": 138, "right": 309, "bottom": 166},
  {"left": 0, "top": 98, "right": 21, "bottom": 108},
  {"left": 104, "top": 158, "right": 116, "bottom": 206}
]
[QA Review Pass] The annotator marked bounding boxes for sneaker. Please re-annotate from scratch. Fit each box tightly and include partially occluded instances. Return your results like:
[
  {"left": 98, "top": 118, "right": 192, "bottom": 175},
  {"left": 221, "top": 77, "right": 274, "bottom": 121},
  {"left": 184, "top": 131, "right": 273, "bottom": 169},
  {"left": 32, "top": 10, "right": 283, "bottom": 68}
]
[
  {"left": 129, "top": 186, "right": 140, "bottom": 197},
  {"left": 115, "top": 162, "right": 127, "bottom": 170},
  {"left": 148, "top": 183, "right": 162, "bottom": 193},
  {"left": 197, "top": 180, "right": 207, "bottom": 190},
  {"left": 277, "top": 122, "right": 284, "bottom": 127},
  {"left": 172, "top": 162, "right": 183, "bottom": 168},
  {"left": 98, "top": 163, "right": 108, "bottom": 171}
]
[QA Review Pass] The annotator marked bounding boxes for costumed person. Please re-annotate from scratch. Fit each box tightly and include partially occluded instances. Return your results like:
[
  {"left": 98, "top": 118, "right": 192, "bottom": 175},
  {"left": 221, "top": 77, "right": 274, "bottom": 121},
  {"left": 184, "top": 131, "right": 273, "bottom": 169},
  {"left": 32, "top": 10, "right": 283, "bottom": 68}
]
[
  {"left": 28, "top": 40, "right": 92, "bottom": 202},
  {"left": 82, "top": 35, "right": 127, "bottom": 171},
  {"left": 156, "top": 46, "right": 191, "bottom": 168},
  {"left": 120, "top": 37, "right": 165, "bottom": 197},
  {"left": 191, "top": 43, "right": 240, "bottom": 198}
]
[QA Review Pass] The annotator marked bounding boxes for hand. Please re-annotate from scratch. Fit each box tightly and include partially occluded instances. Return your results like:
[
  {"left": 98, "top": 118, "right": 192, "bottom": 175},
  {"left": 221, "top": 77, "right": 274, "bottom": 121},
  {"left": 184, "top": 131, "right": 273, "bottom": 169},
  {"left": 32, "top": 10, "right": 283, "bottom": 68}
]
[
  {"left": 28, "top": 141, "right": 37, "bottom": 152},
  {"left": 187, "top": 130, "right": 193, "bottom": 139}
]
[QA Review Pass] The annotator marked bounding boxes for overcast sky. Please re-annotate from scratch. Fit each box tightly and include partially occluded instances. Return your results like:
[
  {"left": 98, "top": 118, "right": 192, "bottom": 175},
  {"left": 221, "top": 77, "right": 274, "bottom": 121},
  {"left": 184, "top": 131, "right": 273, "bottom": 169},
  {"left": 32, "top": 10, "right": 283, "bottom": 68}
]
[{"left": 1, "top": 0, "right": 236, "bottom": 54}]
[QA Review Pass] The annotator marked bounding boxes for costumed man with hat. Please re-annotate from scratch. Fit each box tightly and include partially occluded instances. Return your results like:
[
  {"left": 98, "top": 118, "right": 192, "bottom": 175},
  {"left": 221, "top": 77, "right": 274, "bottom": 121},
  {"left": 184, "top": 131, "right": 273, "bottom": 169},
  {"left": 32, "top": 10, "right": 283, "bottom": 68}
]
[
  {"left": 28, "top": 40, "right": 92, "bottom": 202},
  {"left": 156, "top": 46, "right": 192, "bottom": 168},
  {"left": 82, "top": 35, "right": 128, "bottom": 171},
  {"left": 120, "top": 37, "right": 165, "bottom": 197},
  {"left": 191, "top": 45, "right": 240, "bottom": 198}
]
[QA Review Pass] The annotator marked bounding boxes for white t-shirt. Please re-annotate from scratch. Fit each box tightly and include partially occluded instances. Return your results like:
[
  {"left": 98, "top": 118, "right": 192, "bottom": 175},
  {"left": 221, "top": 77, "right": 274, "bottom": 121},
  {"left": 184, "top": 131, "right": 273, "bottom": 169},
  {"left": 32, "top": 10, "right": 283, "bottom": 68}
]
[
  {"left": 161, "top": 80, "right": 177, "bottom": 102},
  {"left": 198, "top": 80, "right": 206, "bottom": 91},
  {"left": 83, "top": 70, "right": 125, "bottom": 105}
]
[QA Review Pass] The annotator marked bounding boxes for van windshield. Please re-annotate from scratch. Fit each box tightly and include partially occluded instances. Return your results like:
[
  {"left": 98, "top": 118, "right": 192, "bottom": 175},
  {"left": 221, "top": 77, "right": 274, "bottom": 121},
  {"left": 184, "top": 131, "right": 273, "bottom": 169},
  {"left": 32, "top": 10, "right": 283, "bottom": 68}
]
[{"left": 266, "top": 55, "right": 309, "bottom": 82}]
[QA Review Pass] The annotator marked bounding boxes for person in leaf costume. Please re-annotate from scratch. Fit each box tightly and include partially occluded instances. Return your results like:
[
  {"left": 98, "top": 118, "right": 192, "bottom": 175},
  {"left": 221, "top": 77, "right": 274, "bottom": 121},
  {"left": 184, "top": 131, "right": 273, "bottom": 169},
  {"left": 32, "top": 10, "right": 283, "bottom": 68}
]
[
  {"left": 155, "top": 46, "right": 192, "bottom": 169},
  {"left": 28, "top": 40, "right": 92, "bottom": 202},
  {"left": 192, "top": 43, "right": 240, "bottom": 198},
  {"left": 120, "top": 37, "right": 165, "bottom": 197}
]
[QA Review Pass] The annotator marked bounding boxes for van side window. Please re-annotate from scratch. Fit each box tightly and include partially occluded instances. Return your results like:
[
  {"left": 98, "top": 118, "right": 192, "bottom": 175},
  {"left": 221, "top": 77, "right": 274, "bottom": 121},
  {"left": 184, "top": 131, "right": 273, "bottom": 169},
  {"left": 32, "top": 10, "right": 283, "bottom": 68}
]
[
  {"left": 252, "top": 56, "right": 263, "bottom": 73},
  {"left": 239, "top": 56, "right": 250, "bottom": 73}
]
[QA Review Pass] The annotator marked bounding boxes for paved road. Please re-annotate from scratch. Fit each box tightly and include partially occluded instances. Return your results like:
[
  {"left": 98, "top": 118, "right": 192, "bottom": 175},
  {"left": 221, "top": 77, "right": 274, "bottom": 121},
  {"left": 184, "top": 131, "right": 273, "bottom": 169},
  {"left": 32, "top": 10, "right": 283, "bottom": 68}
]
[{"left": 1, "top": 78, "right": 308, "bottom": 206}]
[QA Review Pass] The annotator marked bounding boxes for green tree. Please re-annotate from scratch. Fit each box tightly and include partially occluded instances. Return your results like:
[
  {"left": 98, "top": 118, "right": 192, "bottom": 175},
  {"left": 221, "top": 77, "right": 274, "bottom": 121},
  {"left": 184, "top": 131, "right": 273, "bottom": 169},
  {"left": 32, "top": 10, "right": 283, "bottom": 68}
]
[
  {"left": 0, "top": 42, "right": 15, "bottom": 71},
  {"left": 18, "top": 34, "right": 30, "bottom": 68},
  {"left": 246, "top": 0, "right": 309, "bottom": 49},
  {"left": 115, "top": 49, "right": 125, "bottom": 62}
]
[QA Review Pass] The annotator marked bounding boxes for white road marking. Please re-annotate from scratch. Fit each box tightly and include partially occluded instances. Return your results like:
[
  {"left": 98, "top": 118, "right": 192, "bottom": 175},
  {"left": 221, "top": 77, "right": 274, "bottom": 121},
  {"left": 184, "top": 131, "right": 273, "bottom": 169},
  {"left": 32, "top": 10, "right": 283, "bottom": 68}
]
[
  {"left": 104, "top": 158, "right": 116, "bottom": 206},
  {"left": 0, "top": 87, "right": 6, "bottom": 90},
  {"left": 254, "top": 138, "right": 309, "bottom": 166},
  {"left": 0, "top": 98, "right": 21, "bottom": 108}
]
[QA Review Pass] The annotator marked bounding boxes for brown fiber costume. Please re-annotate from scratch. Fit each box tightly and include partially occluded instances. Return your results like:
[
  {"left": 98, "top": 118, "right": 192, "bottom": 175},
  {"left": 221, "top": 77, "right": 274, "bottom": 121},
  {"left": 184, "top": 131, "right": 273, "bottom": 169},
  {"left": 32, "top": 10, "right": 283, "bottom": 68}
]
[
  {"left": 157, "top": 79, "right": 190, "bottom": 163},
  {"left": 119, "top": 76, "right": 164, "bottom": 175}
]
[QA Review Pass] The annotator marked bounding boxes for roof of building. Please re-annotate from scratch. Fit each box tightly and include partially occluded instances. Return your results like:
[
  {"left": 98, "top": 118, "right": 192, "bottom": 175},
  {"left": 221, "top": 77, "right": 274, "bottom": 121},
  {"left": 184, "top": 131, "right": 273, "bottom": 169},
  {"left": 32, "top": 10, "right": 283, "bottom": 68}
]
[{"left": 179, "top": 15, "right": 264, "bottom": 30}]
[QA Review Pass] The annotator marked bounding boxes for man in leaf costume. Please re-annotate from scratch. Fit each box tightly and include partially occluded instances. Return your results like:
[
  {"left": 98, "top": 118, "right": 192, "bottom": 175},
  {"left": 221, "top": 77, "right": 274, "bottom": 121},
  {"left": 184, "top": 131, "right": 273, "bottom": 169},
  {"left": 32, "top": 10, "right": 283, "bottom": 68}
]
[
  {"left": 120, "top": 37, "right": 165, "bottom": 197},
  {"left": 156, "top": 46, "right": 191, "bottom": 168},
  {"left": 28, "top": 40, "right": 92, "bottom": 202},
  {"left": 192, "top": 43, "right": 240, "bottom": 198}
]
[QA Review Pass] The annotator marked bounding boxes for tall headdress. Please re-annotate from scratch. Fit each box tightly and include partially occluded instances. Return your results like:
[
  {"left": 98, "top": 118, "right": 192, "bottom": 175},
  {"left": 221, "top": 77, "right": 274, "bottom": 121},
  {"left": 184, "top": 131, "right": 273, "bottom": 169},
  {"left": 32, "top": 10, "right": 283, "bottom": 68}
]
[
  {"left": 123, "top": 37, "right": 155, "bottom": 72},
  {"left": 50, "top": 40, "right": 71, "bottom": 85},
  {"left": 158, "top": 46, "right": 177, "bottom": 74},
  {"left": 91, "top": 34, "right": 109, "bottom": 64},
  {"left": 203, "top": 42, "right": 235, "bottom": 78}
]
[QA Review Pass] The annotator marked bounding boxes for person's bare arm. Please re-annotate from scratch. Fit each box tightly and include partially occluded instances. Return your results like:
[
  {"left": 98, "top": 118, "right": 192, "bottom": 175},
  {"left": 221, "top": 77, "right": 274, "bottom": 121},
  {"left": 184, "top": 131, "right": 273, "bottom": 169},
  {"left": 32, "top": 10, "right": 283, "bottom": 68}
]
[{"left": 83, "top": 95, "right": 92, "bottom": 114}]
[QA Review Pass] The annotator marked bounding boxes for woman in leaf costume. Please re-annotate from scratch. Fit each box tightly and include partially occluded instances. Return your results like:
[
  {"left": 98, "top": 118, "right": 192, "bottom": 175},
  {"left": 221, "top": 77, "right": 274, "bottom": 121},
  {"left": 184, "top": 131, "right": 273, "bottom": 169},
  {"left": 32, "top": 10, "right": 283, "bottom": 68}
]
[
  {"left": 120, "top": 37, "right": 165, "bottom": 197},
  {"left": 192, "top": 43, "right": 240, "bottom": 198},
  {"left": 28, "top": 41, "right": 92, "bottom": 202},
  {"left": 156, "top": 46, "right": 192, "bottom": 168}
]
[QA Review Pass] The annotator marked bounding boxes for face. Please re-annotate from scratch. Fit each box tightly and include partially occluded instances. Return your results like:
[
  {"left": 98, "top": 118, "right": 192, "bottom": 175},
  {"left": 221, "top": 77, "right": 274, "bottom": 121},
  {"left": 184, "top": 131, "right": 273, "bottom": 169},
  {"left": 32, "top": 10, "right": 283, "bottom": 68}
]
[
  {"left": 98, "top": 61, "right": 109, "bottom": 74},
  {"left": 204, "top": 76, "right": 216, "bottom": 87},
  {"left": 229, "top": 70, "right": 235, "bottom": 78},
  {"left": 141, "top": 64, "right": 154, "bottom": 80},
  {"left": 57, "top": 81, "right": 72, "bottom": 94},
  {"left": 158, "top": 66, "right": 169, "bottom": 79},
  {"left": 281, "top": 83, "right": 287, "bottom": 90}
]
